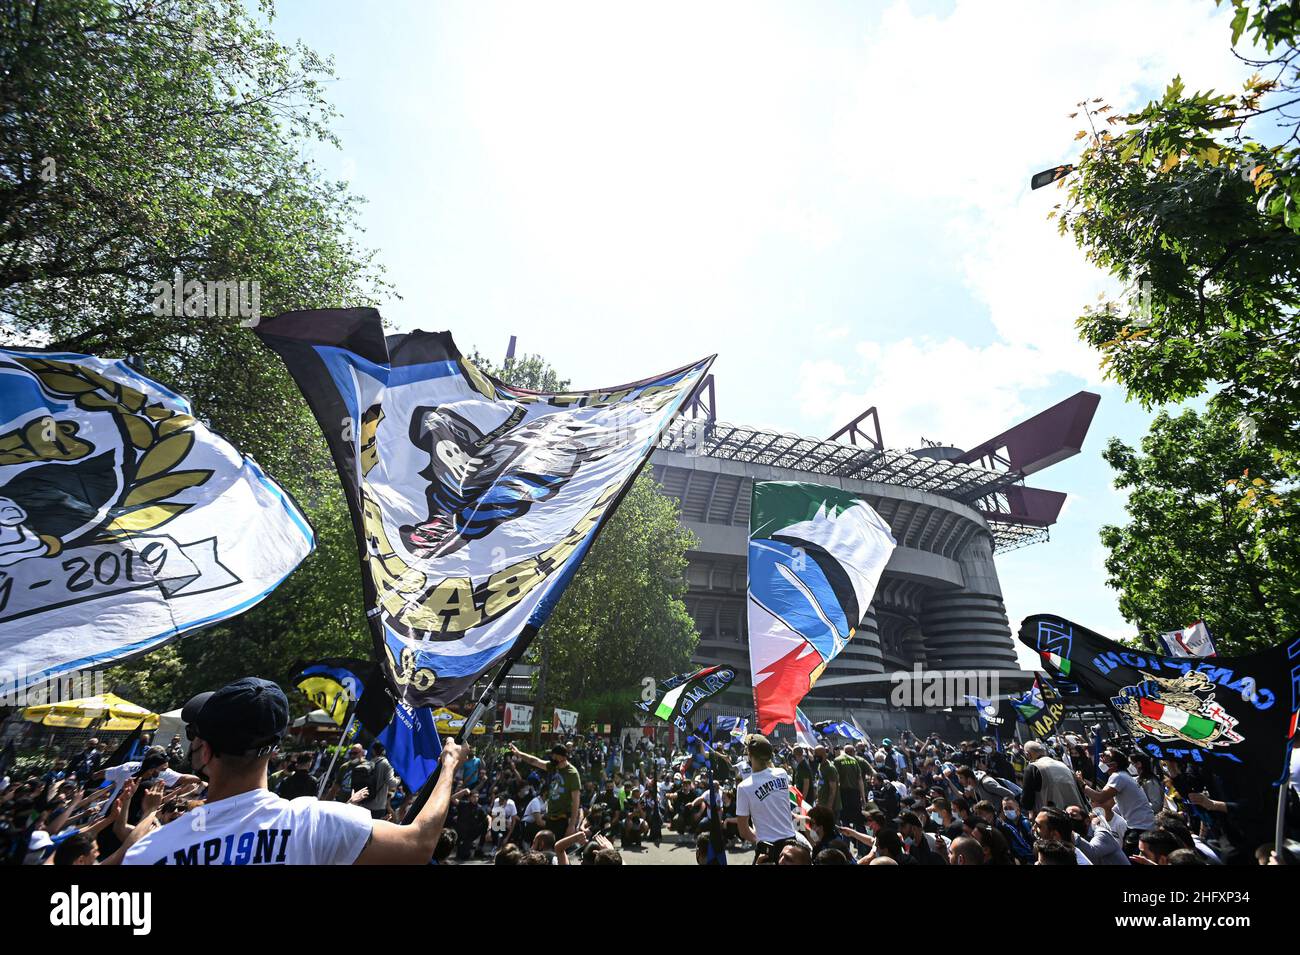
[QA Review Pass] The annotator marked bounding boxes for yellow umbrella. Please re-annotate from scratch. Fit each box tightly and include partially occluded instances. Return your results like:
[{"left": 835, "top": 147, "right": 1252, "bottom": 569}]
[
  {"left": 22, "top": 692, "right": 159, "bottom": 732},
  {"left": 430, "top": 707, "right": 486, "bottom": 735}
]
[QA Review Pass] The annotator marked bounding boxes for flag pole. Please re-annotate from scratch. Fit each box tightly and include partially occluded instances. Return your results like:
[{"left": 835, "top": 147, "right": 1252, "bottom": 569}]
[
  {"left": 1275, "top": 738, "right": 1294, "bottom": 864},
  {"left": 318, "top": 709, "right": 356, "bottom": 798},
  {"left": 399, "top": 626, "right": 536, "bottom": 823},
  {"left": 1274, "top": 779, "right": 1288, "bottom": 864}
]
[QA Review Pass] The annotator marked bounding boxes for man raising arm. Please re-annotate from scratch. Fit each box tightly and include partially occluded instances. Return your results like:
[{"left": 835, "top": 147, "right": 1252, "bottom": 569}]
[
  {"left": 123, "top": 678, "right": 467, "bottom": 866},
  {"left": 510, "top": 742, "right": 581, "bottom": 836}
]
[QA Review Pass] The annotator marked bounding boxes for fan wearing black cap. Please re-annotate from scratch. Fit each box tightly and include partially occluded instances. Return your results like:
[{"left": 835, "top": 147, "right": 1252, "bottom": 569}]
[{"left": 122, "top": 678, "right": 466, "bottom": 865}]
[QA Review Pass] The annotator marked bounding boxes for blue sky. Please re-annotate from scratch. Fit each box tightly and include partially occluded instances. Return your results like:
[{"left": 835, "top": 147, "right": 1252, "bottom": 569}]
[{"left": 271, "top": 0, "right": 1253, "bottom": 666}]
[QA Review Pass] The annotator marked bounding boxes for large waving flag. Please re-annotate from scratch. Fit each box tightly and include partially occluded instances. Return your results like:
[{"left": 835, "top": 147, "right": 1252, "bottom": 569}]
[
  {"left": 257, "top": 309, "right": 712, "bottom": 708},
  {"left": 747, "top": 482, "right": 895, "bottom": 733},
  {"left": 815, "top": 720, "right": 867, "bottom": 742},
  {"left": 713, "top": 715, "right": 749, "bottom": 739},
  {"left": 1020, "top": 613, "right": 1300, "bottom": 847},
  {"left": 376, "top": 701, "right": 444, "bottom": 793},
  {"left": 291, "top": 657, "right": 394, "bottom": 738},
  {"left": 0, "top": 350, "right": 312, "bottom": 691}
]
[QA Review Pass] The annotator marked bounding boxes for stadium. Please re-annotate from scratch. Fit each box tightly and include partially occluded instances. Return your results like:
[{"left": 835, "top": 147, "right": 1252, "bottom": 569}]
[{"left": 648, "top": 381, "right": 1100, "bottom": 737}]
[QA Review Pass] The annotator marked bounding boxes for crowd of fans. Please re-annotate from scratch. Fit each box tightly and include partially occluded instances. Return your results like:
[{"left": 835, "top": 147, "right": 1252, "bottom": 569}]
[
  {"left": 3, "top": 676, "right": 1297, "bottom": 866},
  {"left": 433, "top": 728, "right": 1297, "bottom": 866}
]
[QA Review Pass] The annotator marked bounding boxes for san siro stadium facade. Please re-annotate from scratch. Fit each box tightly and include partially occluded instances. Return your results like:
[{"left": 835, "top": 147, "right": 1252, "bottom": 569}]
[{"left": 648, "top": 387, "right": 1099, "bottom": 737}]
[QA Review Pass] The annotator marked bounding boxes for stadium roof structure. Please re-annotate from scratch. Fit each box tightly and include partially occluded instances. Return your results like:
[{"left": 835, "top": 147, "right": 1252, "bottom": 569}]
[{"left": 657, "top": 388, "right": 1100, "bottom": 555}]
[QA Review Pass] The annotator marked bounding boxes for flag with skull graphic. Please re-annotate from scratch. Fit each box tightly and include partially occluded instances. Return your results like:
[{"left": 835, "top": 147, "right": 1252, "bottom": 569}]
[{"left": 257, "top": 308, "right": 713, "bottom": 708}]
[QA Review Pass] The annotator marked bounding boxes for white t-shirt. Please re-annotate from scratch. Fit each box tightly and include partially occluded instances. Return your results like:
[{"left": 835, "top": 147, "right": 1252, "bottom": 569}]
[
  {"left": 490, "top": 798, "right": 518, "bottom": 833},
  {"left": 523, "top": 796, "right": 544, "bottom": 823},
  {"left": 1106, "top": 770, "right": 1157, "bottom": 831},
  {"left": 101, "top": 762, "right": 184, "bottom": 810},
  {"left": 735, "top": 767, "right": 797, "bottom": 843},
  {"left": 122, "top": 789, "right": 372, "bottom": 865}
]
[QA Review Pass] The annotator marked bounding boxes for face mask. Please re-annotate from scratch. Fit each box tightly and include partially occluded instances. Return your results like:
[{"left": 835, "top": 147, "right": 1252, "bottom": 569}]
[
  {"left": 930, "top": 812, "right": 944, "bottom": 826},
  {"left": 903, "top": 836, "right": 915, "bottom": 848},
  {"left": 1128, "top": 764, "right": 1140, "bottom": 776},
  {"left": 188, "top": 740, "right": 210, "bottom": 782},
  {"left": 1005, "top": 810, "right": 1018, "bottom": 821}
]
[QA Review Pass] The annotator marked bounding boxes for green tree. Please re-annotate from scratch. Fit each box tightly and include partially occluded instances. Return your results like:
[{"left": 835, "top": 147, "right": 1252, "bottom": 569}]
[
  {"left": 1099, "top": 405, "right": 1297, "bottom": 654},
  {"left": 1044, "top": 1, "right": 1300, "bottom": 651},
  {"left": 472, "top": 350, "right": 699, "bottom": 725},
  {"left": 536, "top": 472, "right": 700, "bottom": 718},
  {"left": 1, "top": 0, "right": 386, "bottom": 707},
  {"left": 467, "top": 347, "right": 571, "bottom": 392},
  {"left": 1056, "top": 0, "right": 1300, "bottom": 463}
]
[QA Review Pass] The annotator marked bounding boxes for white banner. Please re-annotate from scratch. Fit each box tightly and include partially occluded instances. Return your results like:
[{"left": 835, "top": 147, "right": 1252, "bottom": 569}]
[
  {"left": 1159, "top": 620, "right": 1216, "bottom": 658},
  {"left": 553, "top": 707, "right": 579, "bottom": 734},
  {"left": 0, "top": 351, "right": 313, "bottom": 690},
  {"left": 502, "top": 702, "right": 533, "bottom": 733}
]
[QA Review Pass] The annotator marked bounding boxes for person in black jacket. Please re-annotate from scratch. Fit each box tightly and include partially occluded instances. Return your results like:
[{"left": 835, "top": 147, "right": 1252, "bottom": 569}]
[
  {"left": 276, "top": 753, "right": 319, "bottom": 800},
  {"left": 899, "top": 811, "right": 947, "bottom": 865}
]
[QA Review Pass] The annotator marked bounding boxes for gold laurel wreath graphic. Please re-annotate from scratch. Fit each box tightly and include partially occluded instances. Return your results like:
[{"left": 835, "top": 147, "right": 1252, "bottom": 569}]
[{"left": 14, "top": 356, "right": 213, "bottom": 542}]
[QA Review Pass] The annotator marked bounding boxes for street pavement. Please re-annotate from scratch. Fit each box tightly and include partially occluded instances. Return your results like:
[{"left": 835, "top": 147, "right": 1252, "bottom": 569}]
[{"left": 454, "top": 831, "right": 755, "bottom": 865}]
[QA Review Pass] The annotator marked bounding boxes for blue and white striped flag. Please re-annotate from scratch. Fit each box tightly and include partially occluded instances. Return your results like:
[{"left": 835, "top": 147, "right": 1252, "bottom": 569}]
[{"left": 814, "top": 720, "right": 867, "bottom": 742}]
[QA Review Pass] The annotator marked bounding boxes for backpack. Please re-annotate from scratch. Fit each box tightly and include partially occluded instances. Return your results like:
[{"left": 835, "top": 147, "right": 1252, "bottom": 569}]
[{"left": 349, "top": 759, "right": 374, "bottom": 795}]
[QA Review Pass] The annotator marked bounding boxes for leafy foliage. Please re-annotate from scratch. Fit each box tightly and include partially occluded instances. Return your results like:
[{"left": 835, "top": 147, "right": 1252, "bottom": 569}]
[
  {"left": 1046, "top": 2, "right": 1300, "bottom": 645},
  {"left": 0, "top": 0, "right": 385, "bottom": 709},
  {"left": 1099, "top": 405, "right": 1297, "bottom": 654},
  {"left": 1056, "top": 1, "right": 1300, "bottom": 463}
]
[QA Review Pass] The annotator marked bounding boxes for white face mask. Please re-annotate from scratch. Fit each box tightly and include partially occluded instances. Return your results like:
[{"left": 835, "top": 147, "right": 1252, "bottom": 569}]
[{"left": 1128, "top": 763, "right": 1140, "bottom": 776}]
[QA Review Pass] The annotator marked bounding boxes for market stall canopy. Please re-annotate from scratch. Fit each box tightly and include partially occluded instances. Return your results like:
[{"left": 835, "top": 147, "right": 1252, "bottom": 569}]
[
  {"left": 22, "top": 693, "right": 159, "bottom": 731},
  {"left": 155, "top": 708, "right": 185, "bottom": 747},
  {"left": 291, "top": 709, "right": 337, "bottom": 728},
  {"left": 432, "top": 707, "right": 486, "bottom": 735}
]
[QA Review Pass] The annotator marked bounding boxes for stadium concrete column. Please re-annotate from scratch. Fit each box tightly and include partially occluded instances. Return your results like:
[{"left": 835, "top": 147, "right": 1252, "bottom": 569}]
[{"left": 918, "top": 531, "right": 1019, "bottom": 670}]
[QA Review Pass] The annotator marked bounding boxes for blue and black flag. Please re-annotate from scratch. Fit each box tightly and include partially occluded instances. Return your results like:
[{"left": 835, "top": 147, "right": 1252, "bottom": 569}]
[
  {"left": 1020, "top": 613, "right": 1300, "bottom": 849},
  {"left": 257, "top": 309, "right": 713, "bottom": 709},
  {"left": 291, "top": 657, "right": 394, "bottom": 738}
]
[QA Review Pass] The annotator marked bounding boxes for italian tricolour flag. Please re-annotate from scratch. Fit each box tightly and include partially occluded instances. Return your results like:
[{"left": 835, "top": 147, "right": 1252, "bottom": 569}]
[
  {"left": 1041, "top": 651, "right": 1071, "bottom": 676},
  {"left": 1137, "top": 698, "right": 1217, "bottom": 740}
]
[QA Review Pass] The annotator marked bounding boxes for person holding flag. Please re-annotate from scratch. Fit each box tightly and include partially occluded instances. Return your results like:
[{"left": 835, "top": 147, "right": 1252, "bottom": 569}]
[
  {"left": 123, "top": 677, "right": 467, "bottom": 865},
  {"left": 734, "top": 734, "right": 801, "bottom": 864}
]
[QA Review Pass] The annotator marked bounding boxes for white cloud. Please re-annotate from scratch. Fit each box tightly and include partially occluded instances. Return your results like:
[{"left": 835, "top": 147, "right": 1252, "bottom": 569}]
[
  {"left": 456, "top": 1, "right": 850, "bottom": 315},
  {"left": 798, "top": 0, "right": 1251, "bottom": 447},
  {"left": 801, "top": 336, "right": 1056, "bottom": 447}
]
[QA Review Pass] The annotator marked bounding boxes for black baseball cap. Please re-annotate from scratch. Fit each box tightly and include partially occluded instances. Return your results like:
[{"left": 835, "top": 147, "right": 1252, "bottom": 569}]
[
  {"left": 136, "top": 753, "right": 170, "bottom": 775},
  {"left": 182, "top": 677, "right": 288, "bottom": 757}
]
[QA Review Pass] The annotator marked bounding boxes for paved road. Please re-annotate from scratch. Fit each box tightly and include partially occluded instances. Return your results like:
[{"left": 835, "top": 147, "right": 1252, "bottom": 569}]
[{"left": 455, "top": 832, "right": 755, "bottom": 866}]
